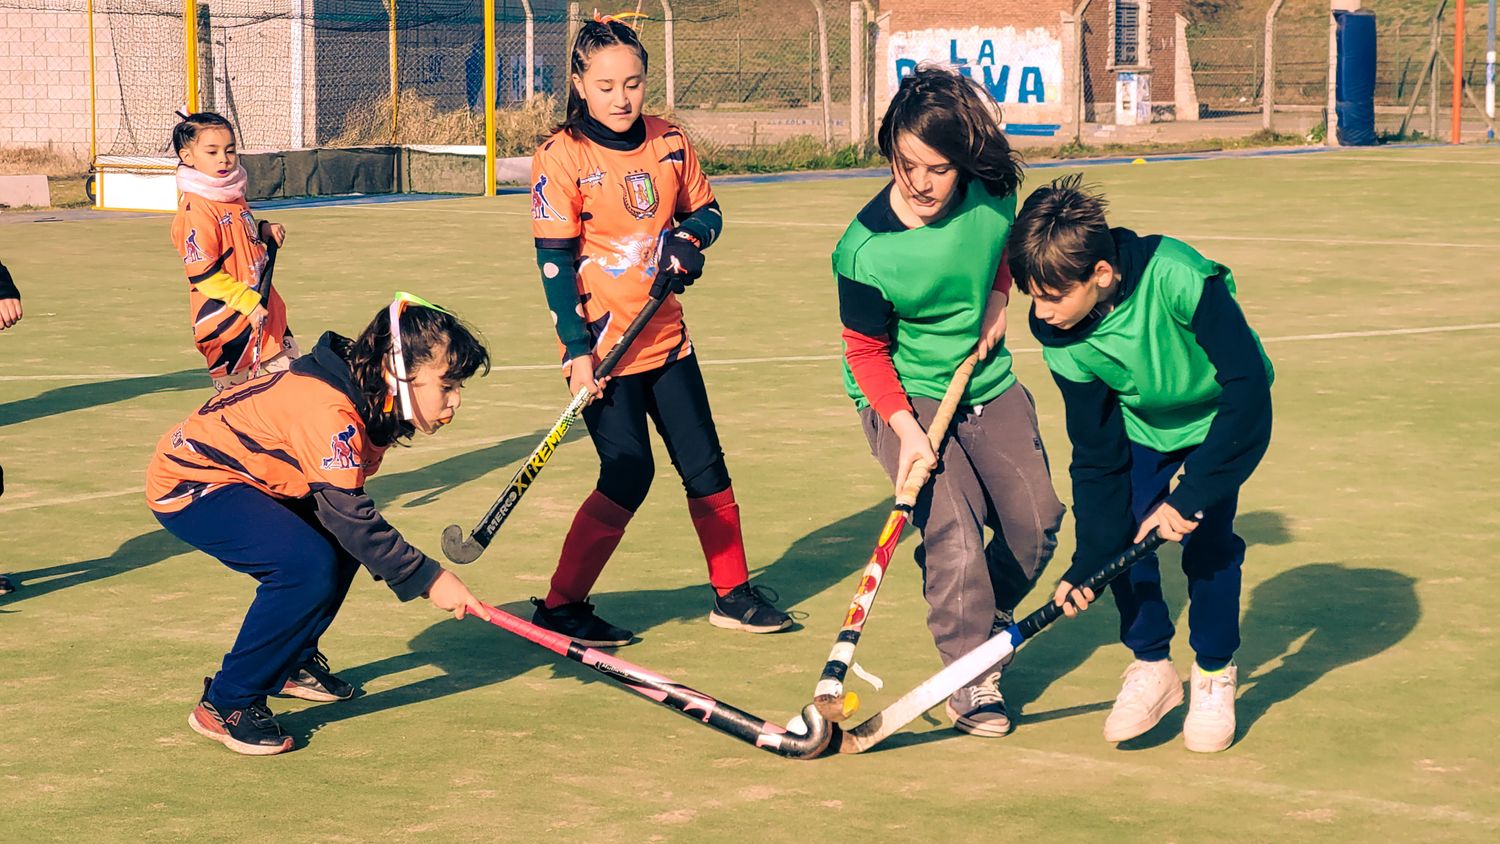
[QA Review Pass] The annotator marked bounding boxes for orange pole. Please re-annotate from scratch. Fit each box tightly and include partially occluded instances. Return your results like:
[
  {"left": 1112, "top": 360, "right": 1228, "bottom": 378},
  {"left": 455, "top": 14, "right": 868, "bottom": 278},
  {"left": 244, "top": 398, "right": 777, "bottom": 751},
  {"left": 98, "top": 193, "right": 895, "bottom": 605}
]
[{"left": 1454, "top": 0, "right": 1466, "bottom": 142}]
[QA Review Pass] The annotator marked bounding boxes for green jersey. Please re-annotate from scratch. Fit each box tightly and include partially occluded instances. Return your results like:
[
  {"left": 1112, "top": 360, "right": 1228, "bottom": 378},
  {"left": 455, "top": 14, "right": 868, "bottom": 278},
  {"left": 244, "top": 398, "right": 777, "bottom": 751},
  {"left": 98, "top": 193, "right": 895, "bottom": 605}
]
[
  {"left": 1039, "top": 233, "right": 1274, "bottom": 452},
  {"left": 834, "top": 182, "right": 1016, "bottom": 409}
]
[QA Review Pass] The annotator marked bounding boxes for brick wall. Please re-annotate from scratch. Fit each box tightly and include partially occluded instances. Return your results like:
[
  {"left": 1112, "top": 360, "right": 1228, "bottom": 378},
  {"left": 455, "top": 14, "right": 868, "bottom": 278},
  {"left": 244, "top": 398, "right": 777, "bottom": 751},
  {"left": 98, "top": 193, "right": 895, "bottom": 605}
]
[{"left": 0, "top": 8, "right": 94, "bottom": 154}]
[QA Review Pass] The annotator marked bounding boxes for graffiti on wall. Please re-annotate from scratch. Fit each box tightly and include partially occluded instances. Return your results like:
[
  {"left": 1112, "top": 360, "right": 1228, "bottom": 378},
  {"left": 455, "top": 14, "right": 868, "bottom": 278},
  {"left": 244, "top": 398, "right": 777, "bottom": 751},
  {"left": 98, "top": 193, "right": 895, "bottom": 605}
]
[{"left": 888, "top": 26, "right": 1064, "bottom": 126}]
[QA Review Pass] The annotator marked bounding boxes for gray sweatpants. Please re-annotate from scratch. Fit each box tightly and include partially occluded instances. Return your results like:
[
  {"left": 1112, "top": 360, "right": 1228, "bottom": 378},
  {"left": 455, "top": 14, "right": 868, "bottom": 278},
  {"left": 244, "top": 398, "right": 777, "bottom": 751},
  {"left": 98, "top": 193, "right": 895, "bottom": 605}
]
[{"left": 861, "top": 382, "right": 1065, "bottom": 666}]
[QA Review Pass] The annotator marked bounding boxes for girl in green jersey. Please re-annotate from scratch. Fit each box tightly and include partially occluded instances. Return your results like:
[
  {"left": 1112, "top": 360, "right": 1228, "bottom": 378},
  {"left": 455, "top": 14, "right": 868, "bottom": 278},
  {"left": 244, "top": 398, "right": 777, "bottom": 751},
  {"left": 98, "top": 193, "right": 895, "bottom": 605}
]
[{"left": 833, "top": 66, "right": 1064, "bottom": 737}]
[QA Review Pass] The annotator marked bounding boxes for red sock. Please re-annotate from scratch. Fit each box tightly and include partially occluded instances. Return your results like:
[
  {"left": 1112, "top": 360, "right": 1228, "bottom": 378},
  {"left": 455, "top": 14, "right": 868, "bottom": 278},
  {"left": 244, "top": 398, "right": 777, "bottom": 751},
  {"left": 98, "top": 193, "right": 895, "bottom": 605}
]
[
  {"left": 546, "top": 491, "right": 634, "bottom": 608},
  {"left": 688, "top": 487, "right": 751, "bottom": 596}
]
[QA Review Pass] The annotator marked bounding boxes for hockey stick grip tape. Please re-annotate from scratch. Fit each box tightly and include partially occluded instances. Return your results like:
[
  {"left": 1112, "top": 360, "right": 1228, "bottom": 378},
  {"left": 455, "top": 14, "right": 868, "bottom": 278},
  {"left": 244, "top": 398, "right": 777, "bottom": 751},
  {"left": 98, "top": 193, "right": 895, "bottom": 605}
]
[{"left": 1017, "top": 531, "right": 1166, "bottom": 638}]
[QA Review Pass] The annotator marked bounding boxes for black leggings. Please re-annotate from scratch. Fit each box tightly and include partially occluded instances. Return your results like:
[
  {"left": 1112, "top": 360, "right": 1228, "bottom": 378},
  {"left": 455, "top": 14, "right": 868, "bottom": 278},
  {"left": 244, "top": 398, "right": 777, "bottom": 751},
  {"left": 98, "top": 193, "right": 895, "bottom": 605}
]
[{"left": 581, "top": 353, "right": 731, "bottom": 512}]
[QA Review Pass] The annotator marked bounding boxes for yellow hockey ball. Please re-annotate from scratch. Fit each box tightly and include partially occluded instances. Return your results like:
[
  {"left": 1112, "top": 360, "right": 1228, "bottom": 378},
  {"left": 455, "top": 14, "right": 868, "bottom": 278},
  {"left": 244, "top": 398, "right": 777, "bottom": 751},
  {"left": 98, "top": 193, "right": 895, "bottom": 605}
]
[
  {"left": 843, "top": 691, "right": 860, "bottom": 718},
  {"left": 1131, "top": 158, "right": 1147, "bottom": 165}
]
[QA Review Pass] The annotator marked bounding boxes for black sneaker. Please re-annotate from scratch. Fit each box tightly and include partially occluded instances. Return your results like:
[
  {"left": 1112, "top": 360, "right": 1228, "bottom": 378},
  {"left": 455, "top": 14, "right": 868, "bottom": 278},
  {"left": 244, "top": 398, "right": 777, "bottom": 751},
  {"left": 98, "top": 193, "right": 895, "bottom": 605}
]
[
  {"left": 0, "top": 575, "right": 14, "bottom": 596},
  {"left": 279, "top": 651, "right": 355, "bottom": 702},
  {"left": 709, "top": 583, "right": 792, "bottom": 633},
  {"left": 188, "top": 678, "right": 294, "bottom": 756},
  {"left": 945, "top": 670, "right": 1012, "bottom": 737},
  {"left": 530, "top": 597, "right": 634, "bottom": 647}
]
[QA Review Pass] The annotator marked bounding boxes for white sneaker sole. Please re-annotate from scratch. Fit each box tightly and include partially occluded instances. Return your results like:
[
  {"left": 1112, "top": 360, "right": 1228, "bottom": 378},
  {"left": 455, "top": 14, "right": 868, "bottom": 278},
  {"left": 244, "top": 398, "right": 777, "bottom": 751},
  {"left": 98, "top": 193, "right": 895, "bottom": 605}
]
[
  {"left": 1103, "top": 681, "right": 1185, "bottom": 743},
  {"left": 276, "top": 683, "right": 347, "bottom": 703},
  {"left": 708, "top": 611, "right": 792, "bottom": 633},
  {"left": 944, "top": 701, "right": 1013, "bottom": 737},
  {"left": 188, "top": 709, "right": 292, "bottom": 756}
]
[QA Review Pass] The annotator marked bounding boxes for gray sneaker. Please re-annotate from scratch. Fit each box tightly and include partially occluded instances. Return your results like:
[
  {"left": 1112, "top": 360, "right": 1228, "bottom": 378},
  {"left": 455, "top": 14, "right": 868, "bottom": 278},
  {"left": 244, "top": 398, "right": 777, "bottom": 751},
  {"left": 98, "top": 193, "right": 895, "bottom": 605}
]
[{"left": 945, "top": 671, "right": 1012, "bottom": 737}]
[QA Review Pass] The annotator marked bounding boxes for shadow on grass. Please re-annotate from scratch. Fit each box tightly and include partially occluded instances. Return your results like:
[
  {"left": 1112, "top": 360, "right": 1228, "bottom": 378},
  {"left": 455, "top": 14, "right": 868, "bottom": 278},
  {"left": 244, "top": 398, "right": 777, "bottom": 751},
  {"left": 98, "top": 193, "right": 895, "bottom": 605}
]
[
  {"left": 366, "top": 426, "right": 552, "bottom": 508},
  {"left": 0, "top": 529, "right": 188, "bottom": 605},
  {"left": 0, "top": 431, "right": 552, "bottom": 605},
  {"left": 278, "top": 500, "right": 895, "bottom": 746},
  {"left": 0, "top": 369, "right": 207, "bottom": 428},
  {"left": 1114, "top": 561, "right": 1419, "bottom": 751}
]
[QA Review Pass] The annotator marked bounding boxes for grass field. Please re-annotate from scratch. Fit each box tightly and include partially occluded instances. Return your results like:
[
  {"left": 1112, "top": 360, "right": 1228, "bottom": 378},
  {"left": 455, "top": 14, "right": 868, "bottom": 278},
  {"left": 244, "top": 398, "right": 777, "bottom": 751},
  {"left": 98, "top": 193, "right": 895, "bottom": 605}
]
[{"left": 2, "top": 144, "right": 1498, "bottom": 842}]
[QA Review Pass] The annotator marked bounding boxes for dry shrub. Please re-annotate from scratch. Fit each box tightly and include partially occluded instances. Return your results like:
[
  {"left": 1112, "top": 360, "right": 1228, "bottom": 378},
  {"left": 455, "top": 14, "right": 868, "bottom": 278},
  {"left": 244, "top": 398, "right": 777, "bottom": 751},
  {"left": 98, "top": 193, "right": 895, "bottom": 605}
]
[
  {"left": 330, "top": 92, "right": 559, "bottom": 156},
  {"left": 0, "top": 144, "right": 90, "bottom": 178}
]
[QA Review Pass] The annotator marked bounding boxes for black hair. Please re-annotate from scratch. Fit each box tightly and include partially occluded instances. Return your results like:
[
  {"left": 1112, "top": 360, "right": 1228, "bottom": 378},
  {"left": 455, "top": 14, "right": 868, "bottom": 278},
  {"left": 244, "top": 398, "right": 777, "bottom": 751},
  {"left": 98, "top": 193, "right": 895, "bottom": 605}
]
[
  {"left": 877, "top": 65, "right": 1024, "bottom": 200},
  {"left": 348, "top": 302, "right": 491, "bottom": 448},
  {"left": 171, "top": 111, "right": 236, "bottom": 157},
  {"left": 555, "top": 18, "right": 649, "bottom": 139},
  {"left": 1007, "top": 173, "right": 1117, "bottom": 297}
]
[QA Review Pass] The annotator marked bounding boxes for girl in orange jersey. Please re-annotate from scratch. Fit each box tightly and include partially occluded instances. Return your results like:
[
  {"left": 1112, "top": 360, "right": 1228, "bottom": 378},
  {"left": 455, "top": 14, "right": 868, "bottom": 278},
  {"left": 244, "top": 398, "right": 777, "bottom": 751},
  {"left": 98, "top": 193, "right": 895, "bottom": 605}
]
[
  {"left": 146, "top": 295, "right": 491, "bottom": 755},
  {"left": 526, "top": 16, "right": 789, "bottom": 646},
  {"left": 170, "top": 112, "right": 299, "bottom": 391}
]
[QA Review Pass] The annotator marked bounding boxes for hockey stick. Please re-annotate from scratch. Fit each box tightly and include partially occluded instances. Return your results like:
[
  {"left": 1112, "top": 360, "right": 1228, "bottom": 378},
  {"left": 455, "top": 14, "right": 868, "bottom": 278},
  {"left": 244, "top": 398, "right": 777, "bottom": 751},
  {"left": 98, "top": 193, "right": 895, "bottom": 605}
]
[
  {"left": 813, "top": 350, "right": 981, "bottom": 723},
  {"left": 832, "top": 531, "right": 1167, "bottom": 754},
  {"left": 248, "top": 236, "right": 279, "bottom": 378},
  {"left": 474, "top": 601, "right": 833, "bottom": 758},
  {"left": 441, "top": 295, "right": 667, "bottom": 564}
]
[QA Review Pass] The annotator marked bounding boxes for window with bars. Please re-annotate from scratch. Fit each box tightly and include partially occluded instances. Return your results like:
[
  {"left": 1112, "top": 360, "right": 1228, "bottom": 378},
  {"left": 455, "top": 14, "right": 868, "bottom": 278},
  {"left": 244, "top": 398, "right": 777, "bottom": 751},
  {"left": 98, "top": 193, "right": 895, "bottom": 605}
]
[{"left": 1114, "top": 1, "right": 1141, "bottom": 66}]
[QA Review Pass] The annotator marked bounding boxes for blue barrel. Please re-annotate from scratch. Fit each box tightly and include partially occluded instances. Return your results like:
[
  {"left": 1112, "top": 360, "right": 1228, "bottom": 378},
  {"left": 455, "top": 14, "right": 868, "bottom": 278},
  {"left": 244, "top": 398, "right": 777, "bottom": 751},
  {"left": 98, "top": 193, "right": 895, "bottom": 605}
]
[{"left": 1335, "top": 10, "right": 1378, "bottom": 146}]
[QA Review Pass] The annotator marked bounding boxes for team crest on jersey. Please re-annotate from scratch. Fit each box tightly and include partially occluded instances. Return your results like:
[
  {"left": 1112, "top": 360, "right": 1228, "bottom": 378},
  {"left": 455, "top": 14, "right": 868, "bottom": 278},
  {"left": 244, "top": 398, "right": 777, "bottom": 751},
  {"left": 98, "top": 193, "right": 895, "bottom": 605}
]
[
  {"left": 622, "top": 171, "right": 659, "bottom": 219},
  {"left": 321, "top": 424, "right": 361, "bottom": 471},
  {"left": 578, "top": 167, "right": 606, "bottom": 189},
  {"left": 240, "top": 210, "right": 260, "bottom": 244},
  {"left": 170, "top": 427, "right": 184, "bottom": 449},
  {"left": 531, "top": 174, "right": 568, "bottom": 222},
  {"left": 182, "top": 229, "right": 207, "bottom": 264}
]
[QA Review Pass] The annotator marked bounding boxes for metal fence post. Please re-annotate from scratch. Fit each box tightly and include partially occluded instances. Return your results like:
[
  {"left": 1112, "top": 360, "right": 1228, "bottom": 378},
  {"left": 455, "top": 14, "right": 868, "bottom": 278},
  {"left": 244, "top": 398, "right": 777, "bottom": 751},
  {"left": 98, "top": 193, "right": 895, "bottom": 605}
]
[
  {"left": 850, "top": 1, "right": 863, "bottom": 148},
  {"left": 809, "top": 0, "right": 831, "bottom": 147},
  {"left": 565, "top": 2, "right": 580, "bottom": 91},
  {"left": 1072, "top": 0, "right": 1094, "bottom": 145},
  {"left": 1264, "top": 0, "right": 1285, "bottom": 130},
  {"left": 661, "top": 1, "right": 675, "bottom": 112},
  {"left": 521, "top": 0, "right": 535, "bottom": 99}
]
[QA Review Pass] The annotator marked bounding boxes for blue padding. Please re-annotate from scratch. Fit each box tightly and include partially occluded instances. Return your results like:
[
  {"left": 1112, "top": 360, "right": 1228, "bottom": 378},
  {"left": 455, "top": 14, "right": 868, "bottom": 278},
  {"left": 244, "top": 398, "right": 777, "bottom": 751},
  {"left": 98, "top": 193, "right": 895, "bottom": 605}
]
[{"left": 1336, "top": 10, "right": 1379, "bottom": 146}]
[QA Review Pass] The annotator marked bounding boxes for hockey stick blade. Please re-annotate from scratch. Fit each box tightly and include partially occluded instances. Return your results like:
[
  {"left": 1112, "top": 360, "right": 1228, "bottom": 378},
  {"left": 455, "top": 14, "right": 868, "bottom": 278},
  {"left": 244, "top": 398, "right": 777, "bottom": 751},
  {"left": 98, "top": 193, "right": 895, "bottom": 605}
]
[
  {"left": 833, "top": 531, "right": 1167, "bottom": 754},
  {"left": 439, "top": 296, "right": 667, "bottom": 564},
  {"left": 474, "top": 602, "right": 835, "bottom": 759},
  {"left": 440, "top": 523, "right": 485, "bottom": 564}
]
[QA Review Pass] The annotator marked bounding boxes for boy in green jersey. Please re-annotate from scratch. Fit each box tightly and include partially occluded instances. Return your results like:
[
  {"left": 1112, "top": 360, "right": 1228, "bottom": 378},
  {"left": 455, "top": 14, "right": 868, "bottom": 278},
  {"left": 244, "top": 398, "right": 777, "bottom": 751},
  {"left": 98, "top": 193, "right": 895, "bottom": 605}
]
[{"left": 1008, "top": 176, "right": 1274, "bottom": 753}]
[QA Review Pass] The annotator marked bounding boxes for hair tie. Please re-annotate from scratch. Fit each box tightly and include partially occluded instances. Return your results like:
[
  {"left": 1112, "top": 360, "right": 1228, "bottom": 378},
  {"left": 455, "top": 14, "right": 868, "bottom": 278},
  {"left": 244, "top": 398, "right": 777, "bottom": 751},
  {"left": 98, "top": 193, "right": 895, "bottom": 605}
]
[{"left": 593, "top": 10, "right": 646, "bottom": 28}]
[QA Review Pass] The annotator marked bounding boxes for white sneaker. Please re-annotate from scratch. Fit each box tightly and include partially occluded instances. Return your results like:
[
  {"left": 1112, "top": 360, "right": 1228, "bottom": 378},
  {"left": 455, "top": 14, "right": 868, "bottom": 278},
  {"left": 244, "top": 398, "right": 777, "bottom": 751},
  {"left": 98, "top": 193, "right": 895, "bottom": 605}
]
[
  {"left": 1103, "top": 658, "right": 1184, "bottom": 743},
  {"left": 1183, "top": 662, "right": 1237, "bottom": 753}
]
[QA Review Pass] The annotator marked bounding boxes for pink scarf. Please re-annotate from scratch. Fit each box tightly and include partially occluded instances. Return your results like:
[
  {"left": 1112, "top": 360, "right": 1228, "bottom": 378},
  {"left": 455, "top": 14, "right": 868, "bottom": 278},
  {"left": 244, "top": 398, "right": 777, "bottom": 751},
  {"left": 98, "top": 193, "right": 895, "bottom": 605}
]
[{"left": 176, "top": 163, "right": 248, "bottom": 203}]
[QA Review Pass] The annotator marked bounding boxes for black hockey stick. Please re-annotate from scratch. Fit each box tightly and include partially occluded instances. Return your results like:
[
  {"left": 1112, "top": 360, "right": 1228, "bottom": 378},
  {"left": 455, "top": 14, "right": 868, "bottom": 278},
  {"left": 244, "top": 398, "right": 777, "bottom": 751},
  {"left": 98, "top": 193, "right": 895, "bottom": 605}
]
[
  {"left": 475, "top": 601, "right": 834, "bottom": 758},
  {"left": 834, "top": 531, "right": 1168, "bottom": 753},
  {"left": 441, "top": 295, "right": 667, "bottom": 563}
]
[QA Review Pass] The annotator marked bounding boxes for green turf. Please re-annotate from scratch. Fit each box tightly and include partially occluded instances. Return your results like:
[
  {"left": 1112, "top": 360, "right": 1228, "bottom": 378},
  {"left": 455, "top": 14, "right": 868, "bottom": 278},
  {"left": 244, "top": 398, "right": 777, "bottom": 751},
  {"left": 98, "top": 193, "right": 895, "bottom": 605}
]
[{"left": 2, "top": 145, "right": 1498, "bottom": 841}]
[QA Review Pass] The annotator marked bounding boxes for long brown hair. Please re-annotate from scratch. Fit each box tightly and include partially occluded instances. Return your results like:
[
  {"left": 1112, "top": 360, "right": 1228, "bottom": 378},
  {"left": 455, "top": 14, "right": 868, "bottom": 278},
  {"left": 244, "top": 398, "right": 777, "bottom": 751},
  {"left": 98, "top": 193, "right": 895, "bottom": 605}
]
[
  {"left": 877, "top": 65, "right": 1024, "bottom": 199},
  {"left": 555, "top": 17, "right": 650, "bottom": 139}
]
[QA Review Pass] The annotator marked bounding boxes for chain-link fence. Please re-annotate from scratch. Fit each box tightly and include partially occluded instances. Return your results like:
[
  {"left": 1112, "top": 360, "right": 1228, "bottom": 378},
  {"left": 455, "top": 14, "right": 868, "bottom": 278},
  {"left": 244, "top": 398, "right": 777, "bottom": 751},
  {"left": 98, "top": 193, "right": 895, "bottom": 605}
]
[{"left": 1179, "top": 0, "right": 1496, "bottom": 137}]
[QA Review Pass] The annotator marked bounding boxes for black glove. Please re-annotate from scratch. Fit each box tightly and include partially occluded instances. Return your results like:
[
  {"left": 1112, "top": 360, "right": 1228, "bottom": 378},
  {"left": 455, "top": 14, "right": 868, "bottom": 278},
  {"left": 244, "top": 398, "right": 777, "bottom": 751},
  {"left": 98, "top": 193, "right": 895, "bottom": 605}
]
[{"left": 650, "top": 229, "right": 705, "bottom": 300}]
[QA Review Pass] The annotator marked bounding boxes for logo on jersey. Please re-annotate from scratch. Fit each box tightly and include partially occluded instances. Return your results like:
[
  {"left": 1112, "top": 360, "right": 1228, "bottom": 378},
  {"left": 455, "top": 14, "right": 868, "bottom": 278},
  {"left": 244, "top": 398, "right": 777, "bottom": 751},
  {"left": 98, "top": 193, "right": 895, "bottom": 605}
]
[
  {"left": 182, "top": 230, "right": 207, "bottom": 264},
  {"left": 170, "top": 427, "right": 184, "bottom": 449},
  {"left": 240, "top": 211, "right": 260, "bottom": 244},
  {"left": 578, "top": 167, "right": 606, "bottom": 189},
  {"left": 321, "top": 424, "right": 362, "bottom": 471},
  {"left": 531, "top": 174, "right": 568, "bottom": 222},
  {"left": 218, "top": 212, "right": 234, "bottom": 227},
  {"left": 622, "top": 171, "right": 659, "bottom": 219},
  {"left": 585, "top": 234, "right": 660, "bottom": 279}
]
